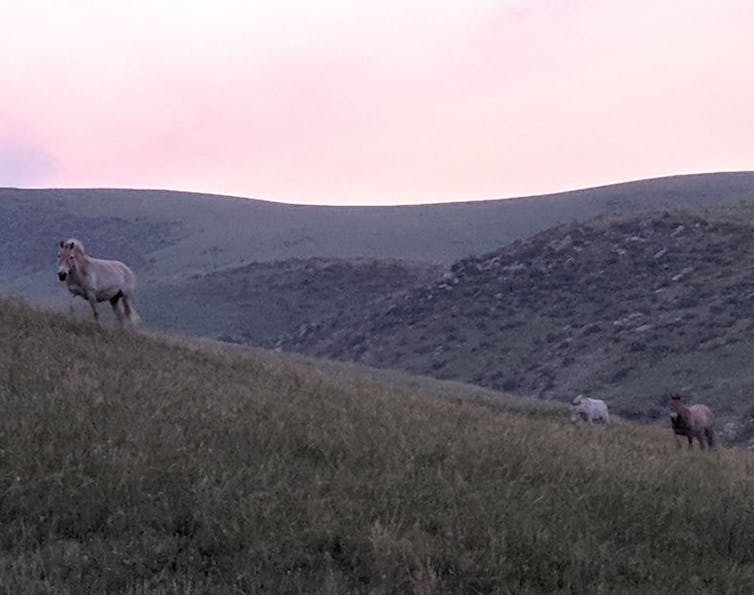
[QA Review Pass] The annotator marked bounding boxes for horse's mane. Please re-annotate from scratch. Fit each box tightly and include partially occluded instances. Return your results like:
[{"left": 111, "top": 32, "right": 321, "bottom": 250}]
[{"left": 63, "top": 238, "right": 86, "bottom": 253}]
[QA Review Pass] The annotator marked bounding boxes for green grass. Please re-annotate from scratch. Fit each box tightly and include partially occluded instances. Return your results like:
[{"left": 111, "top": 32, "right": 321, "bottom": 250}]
[{"left": 1, "top": 299, "right": 754, "bottom": 593}]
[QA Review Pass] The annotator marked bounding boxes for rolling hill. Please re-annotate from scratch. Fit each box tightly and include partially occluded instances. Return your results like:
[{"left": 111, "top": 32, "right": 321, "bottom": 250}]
[
  {"left": 3, "top": 172, "right": 754, "bottom": 301},
  {"left": 278, "top": 211, "right": 754, "bottom": 442},
  {"left": 137, "top": 257, "right": 442, "bottom": 347}
]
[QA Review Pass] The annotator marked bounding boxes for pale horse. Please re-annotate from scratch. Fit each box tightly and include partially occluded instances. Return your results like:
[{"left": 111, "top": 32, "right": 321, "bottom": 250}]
[
  {"left": 570, "top": 394, "right": 610, "bottom": 425},
  {"left": 56, "top": 239, "right": 139, "bottom": 326}
]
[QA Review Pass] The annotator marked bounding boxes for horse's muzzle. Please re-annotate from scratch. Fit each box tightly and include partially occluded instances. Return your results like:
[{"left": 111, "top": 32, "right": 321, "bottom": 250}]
[{"left": 58, "top": 271, "right": 67, "bottom": 281}]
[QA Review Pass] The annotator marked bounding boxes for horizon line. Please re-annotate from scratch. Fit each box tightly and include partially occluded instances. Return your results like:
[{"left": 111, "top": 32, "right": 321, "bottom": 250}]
[{"left": 3, "top": 169, "right": 753, "bottom": 208}]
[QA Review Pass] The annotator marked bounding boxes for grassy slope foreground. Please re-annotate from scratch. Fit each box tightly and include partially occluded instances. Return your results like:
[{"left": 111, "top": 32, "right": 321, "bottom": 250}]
[{"left": 1, "top": 301, "right": 754, "bottom": 593}]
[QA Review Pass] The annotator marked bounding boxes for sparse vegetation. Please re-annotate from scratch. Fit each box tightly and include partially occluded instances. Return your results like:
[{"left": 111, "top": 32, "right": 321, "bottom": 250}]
[
  {"left": 138, "top": 258, "right": 441, "bottom": 348},
  {"left": 2, "top": 300, "right": 754, "bottom": 593},
  {"left": 281, "top": 212, "right": 754, "bottom": 435}
]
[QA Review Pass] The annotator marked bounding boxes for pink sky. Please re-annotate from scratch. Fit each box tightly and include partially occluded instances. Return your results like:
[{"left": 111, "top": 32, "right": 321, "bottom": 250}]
[{"left": 2, "top": 0, "right": 753, "bottom": 205}]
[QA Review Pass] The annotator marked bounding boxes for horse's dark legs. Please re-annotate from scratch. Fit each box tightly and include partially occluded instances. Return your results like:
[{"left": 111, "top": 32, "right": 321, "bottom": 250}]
[
  {"left": 109, "top": 294, "right": 125, "bottom": 326},
  {"left": 86, "top": 292, "right": 100, "bottom": 324},
  {"left": 704, "top": 428, "right": 716, "bottom": 451},
  {"left": 110, "top": 297, "right": 123, "bottom": 326}
]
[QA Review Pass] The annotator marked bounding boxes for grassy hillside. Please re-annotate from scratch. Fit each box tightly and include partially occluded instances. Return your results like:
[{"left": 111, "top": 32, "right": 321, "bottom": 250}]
[
  {"left": 7, "top": 175, "right": 754, "bottom": 447},
  {"left": 137, "top": 258, "right": 442, "bottom": 346},
  {"left": 1, "top": 300, "right": 754, "bottom": 593}
]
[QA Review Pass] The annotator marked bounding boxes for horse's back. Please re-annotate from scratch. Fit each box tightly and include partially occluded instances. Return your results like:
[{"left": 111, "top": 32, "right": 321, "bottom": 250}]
[
  {"left": 688, "top": 404, "right": 714, "bottom": 428},
  {"left": 572, "top": 397, "right": 609, "bottom": 423},
  {"left": 89, "top": 257, "right": 137, "bottom": 293}
]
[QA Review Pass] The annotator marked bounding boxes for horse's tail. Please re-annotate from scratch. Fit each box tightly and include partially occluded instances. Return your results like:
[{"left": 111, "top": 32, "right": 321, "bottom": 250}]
[
  {"left": 127, "top": 306, "right": 141, "bottom": 326},
  {"left": 121, "top": 293, "right": 140, "bottom": 326},
  {"left": 705, "top": 427, "right": 716, "bottom": 450}
]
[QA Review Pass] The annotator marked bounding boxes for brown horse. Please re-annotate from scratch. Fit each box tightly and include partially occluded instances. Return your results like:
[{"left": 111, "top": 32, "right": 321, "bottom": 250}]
[
  {"left": 669, "top": 394, "right": 715, "bottom": 450},
  {"left": 56, "top": 239, "right": 139, "bottom": 326}
]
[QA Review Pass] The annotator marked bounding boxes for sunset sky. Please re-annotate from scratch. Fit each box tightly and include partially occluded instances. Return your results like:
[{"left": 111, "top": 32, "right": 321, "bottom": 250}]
[{"left": 2, "top": 0, "right": 753, "bottom": 205}]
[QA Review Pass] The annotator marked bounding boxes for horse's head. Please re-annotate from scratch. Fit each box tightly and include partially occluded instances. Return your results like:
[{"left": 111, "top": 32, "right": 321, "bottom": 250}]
[
  {"left": 57, "top": 239, "right": 84, "bottom": 281},
  {"left": 668, "top": 393, "right": 685, "bottom": 421},
  {"left": 569, "top": 394, "right": 585, "bottom": 422}
]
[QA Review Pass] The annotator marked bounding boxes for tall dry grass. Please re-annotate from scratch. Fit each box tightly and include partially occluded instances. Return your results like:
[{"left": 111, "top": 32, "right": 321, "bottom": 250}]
[{"left": 1, "top": 299, "right": 753, "bottom": 593}]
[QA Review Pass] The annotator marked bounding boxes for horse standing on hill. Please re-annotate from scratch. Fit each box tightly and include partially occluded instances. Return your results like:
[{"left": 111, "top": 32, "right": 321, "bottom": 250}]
[
  {"left": 669, "top": 393, "right": 715, "bottom": 450},
  {"left": 56, "top": 239, "right": 139, "bottom": 327},
  {"left": 570, "top": 394, "right": 610, "bottom": 425}
]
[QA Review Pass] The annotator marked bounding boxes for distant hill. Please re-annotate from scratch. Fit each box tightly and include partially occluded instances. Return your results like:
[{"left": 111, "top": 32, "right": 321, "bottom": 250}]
[
  {"left": 138, "top": 257, "right": 442, "bottom": 347},
  {"left": 279, "top": 211, "right": 754, "bottom": 441},
  {"left": 3, "top": 172, "right": 754, "bottom": 301}
]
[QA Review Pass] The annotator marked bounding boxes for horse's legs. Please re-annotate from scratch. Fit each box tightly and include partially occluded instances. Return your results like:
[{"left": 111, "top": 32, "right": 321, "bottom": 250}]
[
  {"left": 109, "top": 294, "right": 125, "bottom": 326},
  {"left": 687, "top": 435, "right": 693, "bottom": 449},
  {"left": 86, "top": 293, "right": 100, "bottom": 324}
]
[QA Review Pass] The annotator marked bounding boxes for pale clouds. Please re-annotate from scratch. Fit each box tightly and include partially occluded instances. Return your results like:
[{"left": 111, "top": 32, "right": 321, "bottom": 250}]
[
  {"left": 0, "top": 140, "right": 55, "bottom": 186},
  {"left": 2, "top": 0, "right": 753, "bottom": 204}
]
